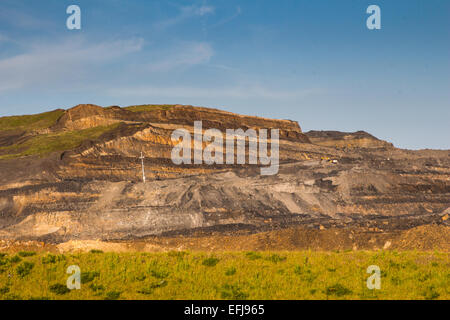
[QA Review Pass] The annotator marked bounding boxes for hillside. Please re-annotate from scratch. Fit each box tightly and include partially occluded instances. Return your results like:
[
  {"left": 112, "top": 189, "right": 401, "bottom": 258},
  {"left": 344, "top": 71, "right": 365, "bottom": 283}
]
[{"left": 0, "top": 104, "right": 448, "bottom": 248}]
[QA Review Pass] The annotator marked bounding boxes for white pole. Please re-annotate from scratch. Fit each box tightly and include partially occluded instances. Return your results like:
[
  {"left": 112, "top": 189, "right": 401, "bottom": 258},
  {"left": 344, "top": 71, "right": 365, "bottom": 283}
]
[{"left": 140, "top": 152, "right": 146, "bottom": 183}]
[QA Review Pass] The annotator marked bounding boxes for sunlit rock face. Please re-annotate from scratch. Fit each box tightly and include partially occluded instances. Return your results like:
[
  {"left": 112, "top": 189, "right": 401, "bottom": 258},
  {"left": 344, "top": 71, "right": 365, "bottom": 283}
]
[{"left": 0, "top": 104, "right": 448, "bottom": 242}]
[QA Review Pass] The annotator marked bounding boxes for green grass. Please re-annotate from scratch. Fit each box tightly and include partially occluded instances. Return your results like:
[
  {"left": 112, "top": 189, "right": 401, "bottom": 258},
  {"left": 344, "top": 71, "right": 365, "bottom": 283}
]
[
  {"left": 18, "top": 251, "right": 36, "bottom": 257},
  {"left": 49, "top": 284, "right": 70, "bottom": 295},
  {"left": 202, "top": 257, "right": 220, "bottom": 267},
  {"left": 0, "top": 251, "right": 448, "bottom": 300},
  {"left": 0, "top": 105, "right": 174, "bottom": 159},
  {"left": 81, "top": 271, "right": 100, "bottom": 284},
  {"left": 15, "top": 262, "right": 34, "bottom": 278},
  {"left": 0, "top": 110, "right": 64, "bottom": 132},
  {"left": 124, "top": 105, "right": 176, "bottom": 112},
  {"left": 0, "top": 124, "right": 120, "bottom": 159}
]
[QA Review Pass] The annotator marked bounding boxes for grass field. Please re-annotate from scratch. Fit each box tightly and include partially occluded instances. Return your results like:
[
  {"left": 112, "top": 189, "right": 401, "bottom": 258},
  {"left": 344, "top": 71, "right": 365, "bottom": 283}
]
[
  {"left": 0, "top": 105, "right": 174, "bottom": 160},
  {"left": 0, "top": 250, "right": 448, "bottom": 300},
  {"left": 124, "top": 104, "right": 176, "bottom": 112},
  {"left": 0, "top": 124, "right": 120, "bottom": 159},
  {"left": 0, "top": 109, "right": 64, "bottom": 132}
]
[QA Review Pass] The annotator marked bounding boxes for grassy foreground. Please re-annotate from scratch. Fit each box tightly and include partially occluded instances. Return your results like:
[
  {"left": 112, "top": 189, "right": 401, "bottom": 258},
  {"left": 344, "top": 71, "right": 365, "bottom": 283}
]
[{"left": 0, "top": 250, "right": 448, "bottom": 300}]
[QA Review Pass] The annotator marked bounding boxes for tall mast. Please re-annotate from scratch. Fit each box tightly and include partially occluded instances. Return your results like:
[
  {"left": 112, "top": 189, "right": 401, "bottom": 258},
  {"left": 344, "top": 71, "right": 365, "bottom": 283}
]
[{"left": 139, "top": 151, "right": 146, "bottom": 183}]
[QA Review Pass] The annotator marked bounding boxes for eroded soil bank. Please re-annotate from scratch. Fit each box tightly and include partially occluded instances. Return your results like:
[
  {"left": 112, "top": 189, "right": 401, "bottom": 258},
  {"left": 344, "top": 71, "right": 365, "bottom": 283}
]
[{"left": 1, "top": 224, "right": 448, "bottom": 253}]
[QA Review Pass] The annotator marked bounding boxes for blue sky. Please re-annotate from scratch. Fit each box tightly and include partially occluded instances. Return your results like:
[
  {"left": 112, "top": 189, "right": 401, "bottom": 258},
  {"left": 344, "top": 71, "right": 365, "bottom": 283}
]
[{"left": 0, "top": 0, "right": 448, "bottom": 149}]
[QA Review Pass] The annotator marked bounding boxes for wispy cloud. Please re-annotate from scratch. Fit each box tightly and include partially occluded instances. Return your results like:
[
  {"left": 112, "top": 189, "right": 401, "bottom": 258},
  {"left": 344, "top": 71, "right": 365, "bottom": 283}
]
[
  {"left": 0, "top": 5, "right": 54, "bottom": 29},
  {"left": 0, "top": 37, "right": 144, "bottom": 93},
  {"left": 209, "top": 6, "right": 242, "bottom": 29},
  {"left": 145, "top": 42, "right": 213, "bottom": 72},
  {"left": 197, "top": 5, "right": 215, "bottom": 16},
  {"left": 0, "top": 34, "right": 9, "bottom": 44},
  {"left": 155, "top": 4, "right": 215, "bottom": 30},
  {"left": 107, "top": 85, "right": 322, "bottom": 100}
]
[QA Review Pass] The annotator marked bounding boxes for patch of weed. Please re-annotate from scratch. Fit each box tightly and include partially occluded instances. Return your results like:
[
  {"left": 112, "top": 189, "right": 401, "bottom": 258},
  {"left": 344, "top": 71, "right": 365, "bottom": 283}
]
[
  {"left": 41, "top": 254, "right": 65, "bottom": 264},
  {"left": 18, "top": 251, "right": 36, "bottom": 257},
  {"left": 225, "top": 267, "right": 236, "bottom": 276},
  {"left": 245, "top": 252, "right": 262, "bottom": 260},
  {"left": 325, "top": 284, "right": 352, "bottom": 297},
  {"left": 104, "top": 291, "right": 121, "bottom": 300},
  {"left": 220, "top": 284, "right": 249, "bottom": 300},
  {"left": 49, "top": 284, "right": 70, "bottom": 295},
  {"left": 81, "top": 271, "right": 100, "bottom": 284},
  {"left": 16, "top": 262, "right": 34, "bottom": 278},
  {"left": 266, "top": 254, "right": 287, "bottom": 263},
  {"left": 202, "top": 257, "right": 220, "bottom": 267},
  {"left": 9, "top": 255, "right": 21, "bottom": 264},
  {"left": 89, "top": 284, "right": 105, "bottom": 292},
  {"left": 422, "top": 285, "right": 440, "bottom": 300},
  {"left": 0, "top": 287, "right": 10, "bottom": 295}
]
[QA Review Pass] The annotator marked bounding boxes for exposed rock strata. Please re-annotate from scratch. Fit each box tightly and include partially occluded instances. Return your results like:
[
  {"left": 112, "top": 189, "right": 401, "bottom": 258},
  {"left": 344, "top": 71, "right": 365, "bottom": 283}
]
[{"left": 0, "top": 104, "right": 448, "bottom": 243}]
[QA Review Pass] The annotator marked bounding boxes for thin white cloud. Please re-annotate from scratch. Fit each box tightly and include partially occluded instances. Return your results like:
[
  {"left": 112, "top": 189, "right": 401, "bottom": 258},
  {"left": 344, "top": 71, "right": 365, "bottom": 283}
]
[
  {"left": 146, "top": 42, "right": 213, "bottom": 72},
  {"left": 0, "top": 5, "right": 54, "bottom": 29},
  {"left": 209, "top": 6, "right": 242, "bottom": 29},
  {"left": 197, "top": 5, "right": 215, "bottom": 16},
  {"left": 0, "top": 37, "right": 144, "bottom": 93},
  {"left": 155, "top": 4, "right": 215, "bottom": 30},
  {"left": 107, "top": 85, "right": 322, "bottom": 100}
]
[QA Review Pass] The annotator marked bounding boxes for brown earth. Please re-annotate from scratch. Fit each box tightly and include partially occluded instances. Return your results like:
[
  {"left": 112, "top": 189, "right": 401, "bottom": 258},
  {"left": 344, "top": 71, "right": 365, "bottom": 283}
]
[{"left": 0, "top": 224, "right": 448, "bottom": 253}]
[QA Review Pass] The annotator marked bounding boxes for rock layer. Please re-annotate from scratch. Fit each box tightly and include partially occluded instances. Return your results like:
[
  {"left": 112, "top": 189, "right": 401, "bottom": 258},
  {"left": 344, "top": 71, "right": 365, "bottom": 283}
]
[{"left": 0, "top": 104, "right": 448, "bottom": 243}]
